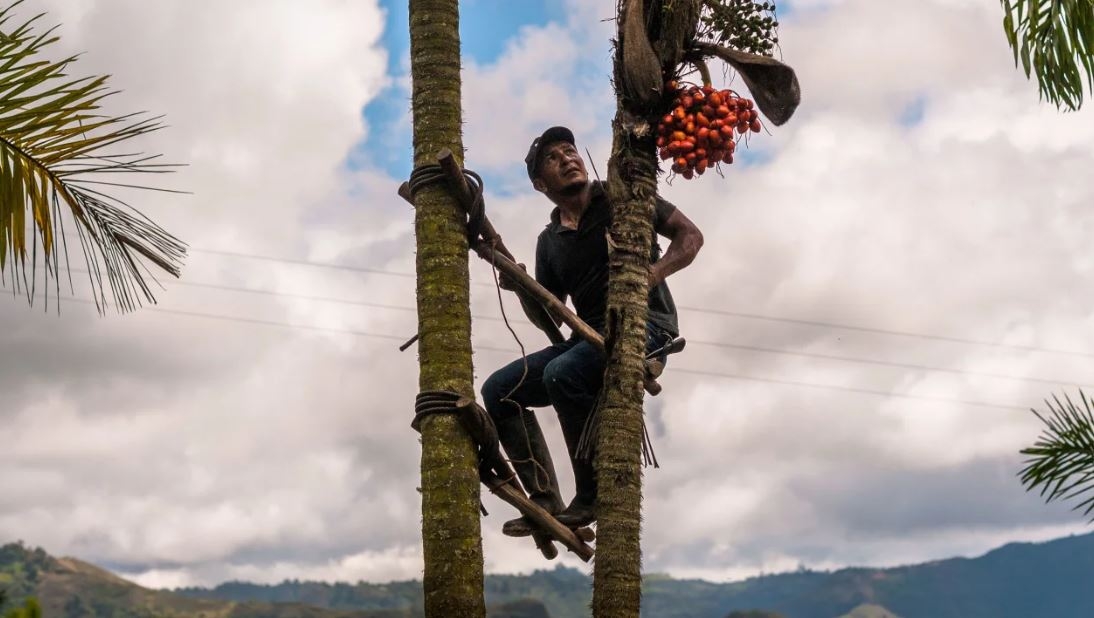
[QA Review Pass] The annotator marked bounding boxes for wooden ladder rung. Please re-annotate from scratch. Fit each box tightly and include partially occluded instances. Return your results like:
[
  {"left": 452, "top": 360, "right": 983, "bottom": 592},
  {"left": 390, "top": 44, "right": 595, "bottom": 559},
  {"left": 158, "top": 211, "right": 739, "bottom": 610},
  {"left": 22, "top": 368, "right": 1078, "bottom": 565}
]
[{"left": 484, "top": 476, "right": 595, "bottom": 562}]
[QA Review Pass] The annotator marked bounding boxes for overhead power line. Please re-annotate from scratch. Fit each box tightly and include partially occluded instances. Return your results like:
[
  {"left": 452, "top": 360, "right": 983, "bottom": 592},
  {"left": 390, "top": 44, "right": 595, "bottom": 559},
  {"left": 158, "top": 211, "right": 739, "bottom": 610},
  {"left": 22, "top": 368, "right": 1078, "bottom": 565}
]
[
  {"left": 685, "top": 338, "right": 1094, "bottom": 390},
  {"left": 678, "top": 305, "right": 1094, "bottom": 360},
  {"left": 187, "top": 247, "right": 1094, "bottom": 360},
  {"left": 190, "top": 247, "right": 415, "bottom": 278},
  {"left": 149, "top": 275, "right": 1094, "bottom": 391},
  {"left": 38, "top": 293, "right": 1031, "bottom": 413},
  {"left": 665, "top": 367, "right": 1029, "bottom": 412}
]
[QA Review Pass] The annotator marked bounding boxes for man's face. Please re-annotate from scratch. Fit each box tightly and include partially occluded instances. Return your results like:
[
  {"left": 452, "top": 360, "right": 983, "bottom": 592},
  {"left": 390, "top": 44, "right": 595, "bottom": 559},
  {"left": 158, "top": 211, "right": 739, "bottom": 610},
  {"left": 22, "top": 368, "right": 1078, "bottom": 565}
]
[{"left": 534, "top": 141, "right": 588, "bottom": 197}]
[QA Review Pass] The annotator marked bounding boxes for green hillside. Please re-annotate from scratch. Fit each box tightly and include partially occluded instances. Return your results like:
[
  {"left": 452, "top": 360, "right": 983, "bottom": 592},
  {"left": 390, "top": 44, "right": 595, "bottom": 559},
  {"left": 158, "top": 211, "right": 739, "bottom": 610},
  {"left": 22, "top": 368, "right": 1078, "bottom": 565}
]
[
  {"left": 5, "top": 532, "right": 1094, "bottom": 617},
  {"left": 179, "top": 532, "right": 1094, "bottom": 618},
  {"left": 0, "top": 543, "right": 547, "bottom": 618},
  {"left": 837, "top": 605, "right": 901, "bottom": 618}
]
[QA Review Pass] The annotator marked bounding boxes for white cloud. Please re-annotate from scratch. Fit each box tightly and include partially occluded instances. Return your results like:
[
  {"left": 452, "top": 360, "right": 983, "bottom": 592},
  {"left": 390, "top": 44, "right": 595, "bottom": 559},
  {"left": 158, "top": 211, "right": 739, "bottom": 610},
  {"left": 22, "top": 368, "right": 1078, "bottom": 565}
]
[{"left": 4, "top": 0, "right": 1094, "bottom": 593}]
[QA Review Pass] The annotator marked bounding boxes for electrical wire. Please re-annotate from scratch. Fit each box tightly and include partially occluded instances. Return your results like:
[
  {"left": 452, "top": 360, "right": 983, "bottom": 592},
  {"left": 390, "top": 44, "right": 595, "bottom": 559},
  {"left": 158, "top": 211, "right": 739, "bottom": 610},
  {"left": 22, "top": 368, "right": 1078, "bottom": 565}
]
[{"left": 186, "top": 247, "right": 1094, "bottom": 359}]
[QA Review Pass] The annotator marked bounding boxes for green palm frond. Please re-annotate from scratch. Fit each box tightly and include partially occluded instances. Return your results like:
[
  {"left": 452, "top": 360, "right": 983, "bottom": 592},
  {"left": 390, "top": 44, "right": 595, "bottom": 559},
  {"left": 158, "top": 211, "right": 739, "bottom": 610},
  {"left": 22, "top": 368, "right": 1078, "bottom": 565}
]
[
  {"left": 0, "top": 0, "right": 184, "bottom": 313},
  {"left": 1019, "top": 390, "right": 1094, "bottom": 521},
  {"left": 1001, "top": 0, "right": 1094, "bottom": 110}
]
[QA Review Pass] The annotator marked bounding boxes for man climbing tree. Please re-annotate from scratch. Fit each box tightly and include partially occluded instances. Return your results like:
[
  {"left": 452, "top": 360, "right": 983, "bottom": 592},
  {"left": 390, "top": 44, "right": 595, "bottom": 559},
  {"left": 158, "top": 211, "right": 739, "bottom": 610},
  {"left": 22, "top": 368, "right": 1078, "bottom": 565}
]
[{"left": 480, "top": 126, "right": 703, "bottom": 536}]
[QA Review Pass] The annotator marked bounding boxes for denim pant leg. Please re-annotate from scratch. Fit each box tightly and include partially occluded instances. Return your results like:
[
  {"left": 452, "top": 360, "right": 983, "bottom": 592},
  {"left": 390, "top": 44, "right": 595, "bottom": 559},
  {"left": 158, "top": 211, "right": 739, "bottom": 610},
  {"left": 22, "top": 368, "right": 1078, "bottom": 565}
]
[
  {"left": 542, "top": 340, "right": 606, "bottom": 457},
  {"left": 542, "top": 322, "right": 675, "bottom": 450},
  {"left": 481, "top": 339, "right": 578, "bottom": 422},
  {"left": 481, "top": 340, "right": 579, "bottom": 502}
]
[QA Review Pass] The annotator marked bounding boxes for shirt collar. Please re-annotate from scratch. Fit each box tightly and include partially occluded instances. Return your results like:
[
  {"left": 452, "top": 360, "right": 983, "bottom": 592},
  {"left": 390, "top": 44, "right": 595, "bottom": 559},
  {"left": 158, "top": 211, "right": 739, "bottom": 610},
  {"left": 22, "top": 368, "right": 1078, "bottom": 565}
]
[{"left": 547, "top": 181, "right": 606, "bottom": 232}]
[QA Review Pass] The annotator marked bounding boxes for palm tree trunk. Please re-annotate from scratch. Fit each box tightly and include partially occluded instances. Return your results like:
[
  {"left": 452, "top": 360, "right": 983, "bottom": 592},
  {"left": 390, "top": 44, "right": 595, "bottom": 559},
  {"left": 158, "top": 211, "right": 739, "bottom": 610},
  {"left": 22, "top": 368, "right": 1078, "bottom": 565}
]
[
  {"left": 594, "top": 129, "right": 656, "bottom": 617},
  {"left": 593, "top": 40, "right": 662, "bottom": 618},
  {"left": 593, "top": 0, "right": 694, "bottom": 614},
  {"left": 408, "top": 1, "right": 485, "bottom": 616}
]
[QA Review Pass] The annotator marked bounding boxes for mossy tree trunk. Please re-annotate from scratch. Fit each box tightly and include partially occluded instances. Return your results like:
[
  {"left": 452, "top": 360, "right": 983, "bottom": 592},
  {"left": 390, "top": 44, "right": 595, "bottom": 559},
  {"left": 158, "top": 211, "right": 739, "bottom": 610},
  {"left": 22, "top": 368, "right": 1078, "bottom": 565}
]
[
  {"left": 594, "top": 120, "right": 657, "bottom": 617},
  {"left": 408, "top": 1, "right": 486, "bottom": 616},
  {"left": 594, "top": 30, "right": 659, "bottom": 618},
  {"left": 594, "top": 1, "right": 698, "bottom": 616}
]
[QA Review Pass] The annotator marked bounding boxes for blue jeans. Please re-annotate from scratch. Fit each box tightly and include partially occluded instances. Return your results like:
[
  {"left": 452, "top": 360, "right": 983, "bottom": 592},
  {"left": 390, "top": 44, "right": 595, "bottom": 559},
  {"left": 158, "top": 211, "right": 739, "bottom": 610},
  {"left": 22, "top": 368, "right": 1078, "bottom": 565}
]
[{"left": 481, "top": 322, "right": 673, "bottom": 501}]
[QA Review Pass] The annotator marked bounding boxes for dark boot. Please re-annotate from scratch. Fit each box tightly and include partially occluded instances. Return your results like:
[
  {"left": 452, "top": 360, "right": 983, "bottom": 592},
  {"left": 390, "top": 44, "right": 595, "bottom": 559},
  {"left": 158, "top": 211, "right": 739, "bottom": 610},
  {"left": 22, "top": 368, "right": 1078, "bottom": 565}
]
[
  {"left": 556, "top": 412, "right": 597, "bottom": 528},
  {"left": 555, "top": 457, "right": 596, "bottom": 527},
  {"left": 494, "top": 412, "right": 564, "bottom": 537}
]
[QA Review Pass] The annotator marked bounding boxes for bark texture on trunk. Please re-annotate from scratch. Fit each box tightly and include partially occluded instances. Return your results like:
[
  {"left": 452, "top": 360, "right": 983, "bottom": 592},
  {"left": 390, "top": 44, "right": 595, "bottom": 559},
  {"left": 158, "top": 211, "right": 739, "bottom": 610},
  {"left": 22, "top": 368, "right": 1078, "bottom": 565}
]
[
  {"left": 408, "top": 1, "right": 485, "bottom": 616},
  {"left": 594, "top": 115, "right": 657, "bottom": 618},
  {"left": 593, "top": 1, "right": 684, "bottom": 615},
  {"left": 593, "top": 20, "right": 661, "bottom": 618}
]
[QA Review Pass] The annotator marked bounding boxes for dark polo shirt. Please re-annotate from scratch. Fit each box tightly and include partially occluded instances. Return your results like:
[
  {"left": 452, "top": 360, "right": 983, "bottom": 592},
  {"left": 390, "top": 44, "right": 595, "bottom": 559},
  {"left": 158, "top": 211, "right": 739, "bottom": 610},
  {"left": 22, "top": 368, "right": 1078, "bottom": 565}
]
[{"left": 534, "top": 181, "right": 680, "bottom": 338}]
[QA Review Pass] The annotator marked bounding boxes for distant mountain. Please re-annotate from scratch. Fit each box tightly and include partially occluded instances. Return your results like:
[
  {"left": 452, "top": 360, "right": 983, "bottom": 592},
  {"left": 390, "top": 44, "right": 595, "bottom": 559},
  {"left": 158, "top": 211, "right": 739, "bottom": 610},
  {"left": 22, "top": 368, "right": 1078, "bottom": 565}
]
[
  {"left": 639, "top": 531, "right": 1094, "bottom": 617},
  {"left": 0, "top": 543, "right": 545, "bottom": 617},
  {"left": 4, "top": 531, "right": 1094, "bottom": 618},
  {"left": 837, "top": 605, "right": 901, "bottom": 618},
  {"left": 179, "top": 532, "right": 1094, "bottom": 618}
]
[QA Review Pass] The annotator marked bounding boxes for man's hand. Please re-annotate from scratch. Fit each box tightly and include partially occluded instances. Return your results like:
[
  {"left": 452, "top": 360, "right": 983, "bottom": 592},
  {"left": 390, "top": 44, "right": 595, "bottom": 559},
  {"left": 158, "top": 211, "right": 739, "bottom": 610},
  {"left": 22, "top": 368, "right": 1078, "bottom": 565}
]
[
  {"left": 651, "top": 208, "right": 703, "bottom": 286},
  {"left": 499, "top": 262, "right": 527, "bottom": 291}
]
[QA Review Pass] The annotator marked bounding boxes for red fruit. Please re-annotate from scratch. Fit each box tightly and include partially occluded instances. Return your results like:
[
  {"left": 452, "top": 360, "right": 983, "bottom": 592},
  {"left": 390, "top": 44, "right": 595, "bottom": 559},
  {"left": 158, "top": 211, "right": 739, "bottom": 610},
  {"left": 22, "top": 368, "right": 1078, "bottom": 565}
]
[
  {"left": 727, "top": 138, "right": 736, "bottom": 152},
  {"left": 675, "top": 157, "right": 688, "bottom": 168},
  {"left": 659, "top": 147, "right": 671, "bottom": 160},
  {"left": 672, "top": 131, "right": 687, "bottom": 142},
  {"left": 696, "top": 158, "right": 708, "bottom": 174},
  {"left": 697, "top": 127, "right": 710, "bottom": 141},
  {"left": 694, "top": 147, "right": 707, "bottom": 159},
  {"left": 708, "top": 92, "right": 723, "bottom": 107},
  {"left": 702, "top": 85, "right": 715, "bottom": 95},
  {"left": 665, "top": 80, "right": 678, "bottom": 91},
  {"left": 744, "top": 99, "right": 754, "bottom": 109},
  {"left": 702, "top": 104, "right": 717, "bottom": 118},
  {"left": 681, "top": 95, "right": 693, "bottom": 109},
  {"left": 716, "top": 105, "right": 731, "bottom": 118},
  {"left": 685, "top": 121, "right": 696, "bottom": 134},
  {"left": 750, "top": 119, "right": 762, "bottom": 133},
  {"left": 677, "top": 140, "right": 694, "bottom": 153},
  {"left": 674, "top": 107, "right": 686, "bottom": 120},
  {"left": 720, "top": 125, "right": 735, "bottom": 139},
  {"left": 722, "top": 151, "right": 734, "bottom": 164},
  {"left": 708, "top": 131, "right": 722, "bottom": 147},
  {"left": 685, "top": 152, "right": 697, "bottom": 164},
  {"left": 737, "top": 122, "right": 749, "bottom": 135},
  {"left": 693, "top": 90, "right": 706, "bottom": 103},
  {"left": 661, "top": 114, "right": 673, "bottom": 126},
  {"left": 682, "top": 168, "right": 694, "bottom": 179},
  {"left": 696, "top": 112, "right": 710, "bottom": 128},
  {"left": 656, "top": 135, "right": 666, "bottom": 148},
  {"left": 726, "top": 112, "right": 738, "bottom": 125}
]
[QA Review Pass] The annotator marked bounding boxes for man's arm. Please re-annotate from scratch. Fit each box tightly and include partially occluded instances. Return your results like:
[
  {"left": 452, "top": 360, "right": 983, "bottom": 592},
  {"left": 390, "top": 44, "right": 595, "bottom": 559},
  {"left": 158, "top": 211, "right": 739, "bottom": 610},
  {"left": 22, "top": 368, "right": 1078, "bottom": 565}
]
[
  {"left": 650, "top": 207, "right": 704, "bottom": 287},
  {"left": 498, "top": 260, "right": 566, "bottom": 330}
]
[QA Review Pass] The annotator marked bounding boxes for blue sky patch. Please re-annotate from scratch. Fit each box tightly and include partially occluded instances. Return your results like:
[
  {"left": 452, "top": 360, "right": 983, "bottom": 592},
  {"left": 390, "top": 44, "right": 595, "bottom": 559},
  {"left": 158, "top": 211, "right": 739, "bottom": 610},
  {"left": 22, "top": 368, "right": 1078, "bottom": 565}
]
[
  {"left": 899, "top": 95, "right": 927, "bottom": 128},
  {"left": 353, "top": 0, "right": 558, "bottom": 179}
]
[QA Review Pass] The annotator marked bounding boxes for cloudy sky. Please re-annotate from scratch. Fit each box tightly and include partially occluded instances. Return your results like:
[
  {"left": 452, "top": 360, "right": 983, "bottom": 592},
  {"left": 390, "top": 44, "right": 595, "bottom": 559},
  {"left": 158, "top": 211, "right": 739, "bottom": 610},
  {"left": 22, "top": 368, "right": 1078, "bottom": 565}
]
[{"left": 3, "top": 0, "right": 1094, "bottom": 590}]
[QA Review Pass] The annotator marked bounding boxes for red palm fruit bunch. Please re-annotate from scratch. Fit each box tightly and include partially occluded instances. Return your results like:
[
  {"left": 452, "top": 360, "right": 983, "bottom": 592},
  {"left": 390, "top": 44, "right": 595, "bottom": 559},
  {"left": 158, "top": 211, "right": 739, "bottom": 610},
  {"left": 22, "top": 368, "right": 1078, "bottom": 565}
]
[{"left": 655, "top": 81, "right": 763, "bottom": 179}]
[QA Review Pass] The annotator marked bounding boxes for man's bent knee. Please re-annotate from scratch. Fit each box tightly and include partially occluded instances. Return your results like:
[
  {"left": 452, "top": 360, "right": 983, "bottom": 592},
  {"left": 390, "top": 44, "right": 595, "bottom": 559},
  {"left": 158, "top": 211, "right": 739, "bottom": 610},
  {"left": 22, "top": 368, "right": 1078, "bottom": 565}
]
[{"left": 481, "top": 371, "right": 512, "bottom": 419}]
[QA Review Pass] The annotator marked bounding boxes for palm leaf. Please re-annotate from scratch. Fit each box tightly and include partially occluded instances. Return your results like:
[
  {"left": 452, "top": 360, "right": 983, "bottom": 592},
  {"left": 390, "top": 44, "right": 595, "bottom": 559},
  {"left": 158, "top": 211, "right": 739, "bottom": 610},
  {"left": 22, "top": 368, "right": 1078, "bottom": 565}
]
[
  {"left": 0, "top": 0, "right": 184, "bottom": 313},
  {"left": 1019, "top": 389, "right": 1094, "bottom": 521},
  {"left": 1000, "top": 0, "right": 1094, "bottom": 111}
]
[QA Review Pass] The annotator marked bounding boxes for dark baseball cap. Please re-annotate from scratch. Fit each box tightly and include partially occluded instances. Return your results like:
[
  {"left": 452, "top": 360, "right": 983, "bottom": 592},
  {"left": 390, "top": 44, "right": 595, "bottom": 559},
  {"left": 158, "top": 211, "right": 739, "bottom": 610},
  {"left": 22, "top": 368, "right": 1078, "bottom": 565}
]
[{"left": 525, "top": 126, "right": 575, "bottom": 181}]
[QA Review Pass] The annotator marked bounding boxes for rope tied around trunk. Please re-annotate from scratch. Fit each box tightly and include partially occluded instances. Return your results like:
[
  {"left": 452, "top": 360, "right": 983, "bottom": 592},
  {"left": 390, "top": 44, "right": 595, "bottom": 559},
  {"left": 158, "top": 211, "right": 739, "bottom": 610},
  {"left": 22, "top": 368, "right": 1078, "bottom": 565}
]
[
  {"left": 408, "top": 163, "right": 485, "bottom": 245},
  {"left": 412, "top": 390, "right": 463, "bottom": 433}
]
